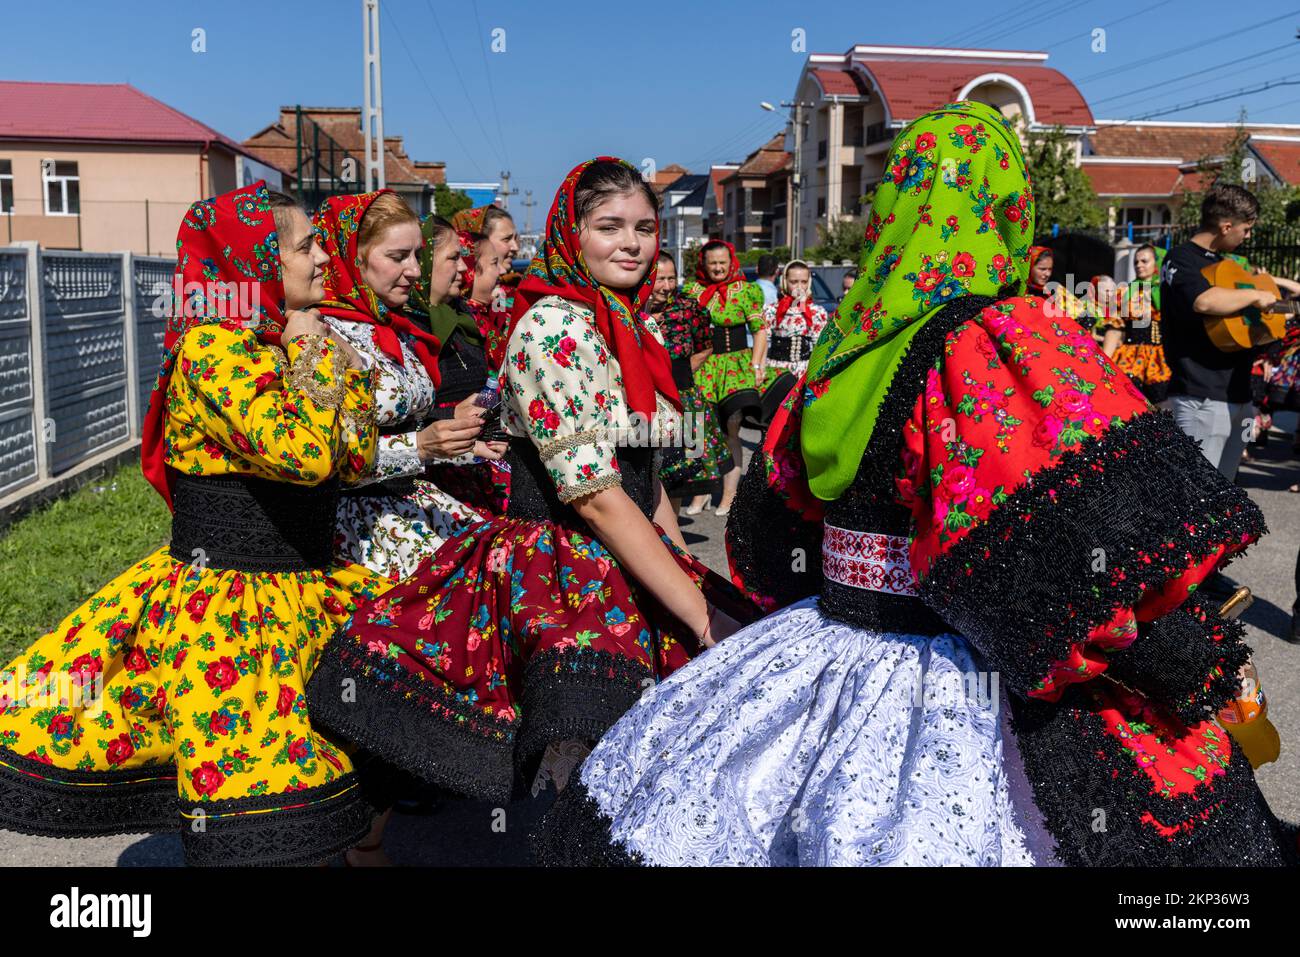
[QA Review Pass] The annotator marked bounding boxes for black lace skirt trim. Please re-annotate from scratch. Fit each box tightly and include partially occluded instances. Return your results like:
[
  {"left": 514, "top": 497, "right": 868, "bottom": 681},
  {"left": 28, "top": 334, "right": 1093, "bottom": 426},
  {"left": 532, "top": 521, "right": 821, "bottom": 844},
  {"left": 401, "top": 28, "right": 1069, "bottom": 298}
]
[
  {"left": 306, "top": 636, "right": 656, "bottom": 804},
  {"left": 0, "top": 748, "right": 377, "bottom": 866},
  {"left": 1008, "top": 692, "right": 1295, "bottom": 867},
  {"left": 530, "top": 778, "right": 645, "bottom": 867},
  {"left": 917, "top": 409, "right": 1267, "bottom": 697},
  {"left": 181, "top": 774, "right": 377, "bottom": 867},
  {"left": 0, "top": 748, "right": 177, "bottom": 837}
]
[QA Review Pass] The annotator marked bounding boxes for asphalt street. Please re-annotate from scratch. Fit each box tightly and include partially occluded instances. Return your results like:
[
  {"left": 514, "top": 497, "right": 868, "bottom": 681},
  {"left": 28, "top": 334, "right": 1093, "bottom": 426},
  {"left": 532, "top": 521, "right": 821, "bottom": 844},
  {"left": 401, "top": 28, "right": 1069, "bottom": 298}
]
[{"left": 3, "top": 424, "right": 1298, "bottom": 866}]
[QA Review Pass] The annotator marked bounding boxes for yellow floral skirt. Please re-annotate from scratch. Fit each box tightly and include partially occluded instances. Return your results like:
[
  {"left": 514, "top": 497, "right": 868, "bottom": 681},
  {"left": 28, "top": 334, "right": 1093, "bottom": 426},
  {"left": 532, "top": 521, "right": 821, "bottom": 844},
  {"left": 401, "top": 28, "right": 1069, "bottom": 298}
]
[{"left": 0, "top": 546, "right": 389, "bottom": 866}]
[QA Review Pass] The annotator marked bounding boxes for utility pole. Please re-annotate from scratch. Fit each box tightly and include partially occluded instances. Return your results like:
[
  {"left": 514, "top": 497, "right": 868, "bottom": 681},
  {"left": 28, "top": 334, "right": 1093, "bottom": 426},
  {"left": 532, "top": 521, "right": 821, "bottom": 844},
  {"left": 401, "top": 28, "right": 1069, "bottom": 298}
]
[
  {"left": 362, "top": 0, "right": 386, "bottom": 190},
  {"left": 498, "top": 170, "right": 518, "bottom": 210},
  {"left": 520, "top": 189, "right": 537, "bottom": 235},
  {"left": 762, "top": 99, "right": 813, "bottom": 257}
]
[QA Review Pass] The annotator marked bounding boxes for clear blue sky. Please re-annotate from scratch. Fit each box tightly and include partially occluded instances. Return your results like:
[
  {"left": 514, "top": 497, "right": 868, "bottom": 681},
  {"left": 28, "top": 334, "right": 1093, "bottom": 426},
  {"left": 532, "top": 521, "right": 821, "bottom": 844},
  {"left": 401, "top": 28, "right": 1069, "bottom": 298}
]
[{"left": 4, "top": 0, "right": 1300, "bottom": 225}]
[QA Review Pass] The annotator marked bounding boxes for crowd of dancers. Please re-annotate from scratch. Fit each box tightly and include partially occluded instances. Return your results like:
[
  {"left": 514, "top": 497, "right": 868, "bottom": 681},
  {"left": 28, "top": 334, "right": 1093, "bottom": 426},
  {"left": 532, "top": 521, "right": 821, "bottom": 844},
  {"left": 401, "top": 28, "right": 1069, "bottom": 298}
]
[{"left": 0, "top": 99, "right": 1296, "bottom": 867}]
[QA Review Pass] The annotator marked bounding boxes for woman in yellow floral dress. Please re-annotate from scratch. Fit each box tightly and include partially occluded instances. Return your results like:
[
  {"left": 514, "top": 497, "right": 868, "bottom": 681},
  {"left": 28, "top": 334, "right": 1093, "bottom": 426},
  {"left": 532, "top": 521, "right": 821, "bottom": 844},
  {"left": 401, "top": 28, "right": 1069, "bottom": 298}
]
[{"left": 0, "top": 182, "right": 390, "bottom": 866}]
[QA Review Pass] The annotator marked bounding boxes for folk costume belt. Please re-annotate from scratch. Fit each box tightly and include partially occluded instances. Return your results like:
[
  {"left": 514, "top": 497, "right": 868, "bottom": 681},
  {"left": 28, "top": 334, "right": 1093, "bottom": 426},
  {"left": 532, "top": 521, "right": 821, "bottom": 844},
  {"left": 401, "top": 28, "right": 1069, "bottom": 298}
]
[
  {"left": 170, "top": 473, "right": 339, "bottom": 573},
  {"left": 712, "top": 324, "right": 749, "bottom": 354},
  {"left": 821, "top": 524, "right": 918, "bottom": 596},
  {"left": 767, "top": 334, "right": 816, "bottom": 365}
]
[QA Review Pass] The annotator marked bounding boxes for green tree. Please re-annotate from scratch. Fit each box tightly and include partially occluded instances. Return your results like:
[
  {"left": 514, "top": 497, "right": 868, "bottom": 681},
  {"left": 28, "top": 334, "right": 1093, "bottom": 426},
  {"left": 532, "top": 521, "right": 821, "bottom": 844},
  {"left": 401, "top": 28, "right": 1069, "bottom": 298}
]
[
  {"left": 1024, "top": 123, "right": 1106, "bottom": 233},
  {"left": 1176, "top": 114, "right": 1300, "bottom": 230},
  {"left": 804, "top": 216, "right": 864, "bottom": 264},
  {"left": 433, "top": 184, "right": 474, "bottom": 220}
]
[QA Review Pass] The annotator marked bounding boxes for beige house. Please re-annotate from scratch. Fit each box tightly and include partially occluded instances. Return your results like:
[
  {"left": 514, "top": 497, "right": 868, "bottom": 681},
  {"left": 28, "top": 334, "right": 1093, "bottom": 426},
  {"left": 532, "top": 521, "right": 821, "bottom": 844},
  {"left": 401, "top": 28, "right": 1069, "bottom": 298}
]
[{"left": 0, "top": 81, "right": 275, "bottom": 255}]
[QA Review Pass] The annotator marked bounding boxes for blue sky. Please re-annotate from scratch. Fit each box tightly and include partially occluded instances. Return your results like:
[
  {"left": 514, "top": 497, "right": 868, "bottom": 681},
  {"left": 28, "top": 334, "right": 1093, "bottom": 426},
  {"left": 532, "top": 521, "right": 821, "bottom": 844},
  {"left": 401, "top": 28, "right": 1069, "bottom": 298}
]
[{"left": 4, "top": 0, "right": 1300, "bottom": 223}]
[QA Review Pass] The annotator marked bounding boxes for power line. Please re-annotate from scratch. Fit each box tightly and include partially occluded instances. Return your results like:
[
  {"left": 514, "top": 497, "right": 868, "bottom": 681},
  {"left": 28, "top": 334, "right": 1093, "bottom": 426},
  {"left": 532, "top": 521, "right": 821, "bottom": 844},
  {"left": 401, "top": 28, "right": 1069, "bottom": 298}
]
[
  {"left": 1091, "top": 41, "right": 1300, "bottom": 107},
  {"left": 933, "top": 0, "right": 1056, "bottom": 47},
  {"left": 967, "top": 0, "right": 1093, "bottom": 49},
  {"left": 1077, "top": 8, "right": 1300, "bottom": 84},
  {"left": 470, "top": 0, "right": 510, "bottom": 172},
  {"left": 682, "top": 115, "right": 779, "bottom": 172},
  {"left": 1123, "top": 72, "right": 1300, "bottom": 121},
  {"left": 1042, "top": 0, "right": 1177, "bottom": 50},
  {"left": 418, "top": 0, "right": 508, "bottom": 169},
  {"left": 380, "top": 3, "right": 489, "bottom": 181}
]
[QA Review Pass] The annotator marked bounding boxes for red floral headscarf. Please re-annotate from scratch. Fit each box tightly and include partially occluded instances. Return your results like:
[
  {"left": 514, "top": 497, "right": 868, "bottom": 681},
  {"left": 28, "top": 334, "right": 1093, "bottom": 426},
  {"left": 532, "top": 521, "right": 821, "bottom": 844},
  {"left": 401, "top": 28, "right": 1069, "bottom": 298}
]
[
  {"left": 313, "top": 190, "right": 443, "bottom": 387},
  {"left": 694, "top": 239, "right": 742, "bottom": 309},
  {"left": 775, "top": 258, "right": 816, "bottom": 330},
  {"left": 456, "top": 229, "right": 479, "bottom": 299},
  {"left": 510, "top": 156, "right": 680, "bottom": 417},
  {"left": 141, "top": 181, "right": 287, "bottom": 508}
]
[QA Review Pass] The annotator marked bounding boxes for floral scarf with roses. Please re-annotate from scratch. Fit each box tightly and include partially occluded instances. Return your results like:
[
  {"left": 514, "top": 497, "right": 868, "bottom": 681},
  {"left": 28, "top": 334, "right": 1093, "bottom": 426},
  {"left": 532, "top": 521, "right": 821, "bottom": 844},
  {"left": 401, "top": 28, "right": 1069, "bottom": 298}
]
[
  {"left": 801, "top": 100, "right": 1034, "bottom": 501},
  {"left": 142, "top": 180, "right": 287, "bottom": 509}
]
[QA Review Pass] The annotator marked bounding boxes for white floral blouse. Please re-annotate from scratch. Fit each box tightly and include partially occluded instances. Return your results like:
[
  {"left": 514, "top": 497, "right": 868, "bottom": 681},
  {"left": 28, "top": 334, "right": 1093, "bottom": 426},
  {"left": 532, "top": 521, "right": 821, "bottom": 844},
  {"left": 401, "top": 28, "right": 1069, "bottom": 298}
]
[
  {"left": 760, "top": 298, "right": 830, "bottom": 373},
  {"left": 501, "top": 295, "right": 682, "bottom": 504},
  {"left": 324, "top": 316, "right": 472, "bottom": 483}
]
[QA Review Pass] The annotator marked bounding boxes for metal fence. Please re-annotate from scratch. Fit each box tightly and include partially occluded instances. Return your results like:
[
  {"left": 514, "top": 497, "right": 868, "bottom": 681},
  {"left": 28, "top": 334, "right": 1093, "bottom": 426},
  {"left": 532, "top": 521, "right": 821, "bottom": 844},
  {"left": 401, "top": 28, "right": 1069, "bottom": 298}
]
[{"left": 0, "top": 242, "right": 174, "bottom": 502}]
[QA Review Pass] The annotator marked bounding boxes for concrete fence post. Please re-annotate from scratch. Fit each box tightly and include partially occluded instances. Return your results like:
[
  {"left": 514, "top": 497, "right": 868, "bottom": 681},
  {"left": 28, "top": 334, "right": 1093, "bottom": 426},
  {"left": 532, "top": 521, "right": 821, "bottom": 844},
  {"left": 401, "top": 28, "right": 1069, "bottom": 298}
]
[{"left": 20, "top": 241, "right": 51, "bottom": 482}]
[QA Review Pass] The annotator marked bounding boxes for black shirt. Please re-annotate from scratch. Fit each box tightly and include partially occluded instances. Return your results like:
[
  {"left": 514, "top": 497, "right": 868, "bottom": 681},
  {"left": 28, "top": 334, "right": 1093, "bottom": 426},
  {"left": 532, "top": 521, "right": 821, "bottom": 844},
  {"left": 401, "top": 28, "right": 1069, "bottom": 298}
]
[{"left": 1161, "top": 241, "right": 1254, "bottom": 404}]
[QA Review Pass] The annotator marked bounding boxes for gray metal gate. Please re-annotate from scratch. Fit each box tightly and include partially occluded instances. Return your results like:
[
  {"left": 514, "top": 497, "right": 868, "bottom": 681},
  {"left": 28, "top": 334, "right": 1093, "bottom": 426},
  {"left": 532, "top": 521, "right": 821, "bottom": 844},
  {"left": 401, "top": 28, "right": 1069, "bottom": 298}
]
[
  {"left": 0, "top": 248, "right": 37, "bottom": 498},
  {"left": 132, "top": 256, "right": 174, "bottom": 419},
  {"left": 40, "top": 252, "right": 129, "bottom": 475}
]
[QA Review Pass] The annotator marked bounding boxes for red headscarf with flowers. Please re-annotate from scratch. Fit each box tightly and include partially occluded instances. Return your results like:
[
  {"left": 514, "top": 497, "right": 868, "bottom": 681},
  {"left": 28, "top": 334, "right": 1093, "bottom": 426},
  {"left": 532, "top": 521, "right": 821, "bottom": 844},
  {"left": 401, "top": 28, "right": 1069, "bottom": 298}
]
[
  {"left": 313, "top": 190, "right": 443, "bottom": 387},
  {"left": 694, "top": 239, "right": 742, "bottom": 309},
  {"left": 141, "top": 181, "right": 287, "bottom": 508},
  {"left": 510, "top": 156, "right": 680, "bottom": 417},
  {"left": 1027, "top": 245, "right": 1053, "bottom": 295},
  {"left": 774, "top": 258, "right": 818, "bottom": 331}
]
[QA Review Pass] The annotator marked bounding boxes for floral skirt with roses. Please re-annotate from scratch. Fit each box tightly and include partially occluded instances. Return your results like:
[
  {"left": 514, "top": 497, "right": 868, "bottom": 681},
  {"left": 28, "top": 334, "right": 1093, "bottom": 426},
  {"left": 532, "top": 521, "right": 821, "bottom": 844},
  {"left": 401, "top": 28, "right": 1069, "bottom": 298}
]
[
  {"left": 0, "top": 546, "right": 390, "bottom": 866},
  {"left": 306, "top": 516, "right": 760, "bottom": 804}
]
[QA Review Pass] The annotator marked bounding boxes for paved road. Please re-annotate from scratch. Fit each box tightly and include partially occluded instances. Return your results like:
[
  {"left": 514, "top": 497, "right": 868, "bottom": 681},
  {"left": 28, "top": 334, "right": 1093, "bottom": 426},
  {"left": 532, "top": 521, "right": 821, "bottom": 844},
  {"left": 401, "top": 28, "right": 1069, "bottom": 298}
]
[{"left": 4, "top": 425, "right": 1298, "bottom": 865}]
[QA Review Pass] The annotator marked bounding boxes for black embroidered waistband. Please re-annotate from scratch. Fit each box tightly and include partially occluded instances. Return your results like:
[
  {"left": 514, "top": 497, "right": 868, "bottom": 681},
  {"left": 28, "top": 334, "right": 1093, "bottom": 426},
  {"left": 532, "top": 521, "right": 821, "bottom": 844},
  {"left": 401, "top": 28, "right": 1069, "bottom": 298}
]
[
  {"left": 767, "top": 334, "right": 816, "bottom": 365},
  {"left": 170, "top": 473, "right": 339, "bottom": 573},
  {"left": 712, "top": 324, "right": 749, "bottom": 354}
]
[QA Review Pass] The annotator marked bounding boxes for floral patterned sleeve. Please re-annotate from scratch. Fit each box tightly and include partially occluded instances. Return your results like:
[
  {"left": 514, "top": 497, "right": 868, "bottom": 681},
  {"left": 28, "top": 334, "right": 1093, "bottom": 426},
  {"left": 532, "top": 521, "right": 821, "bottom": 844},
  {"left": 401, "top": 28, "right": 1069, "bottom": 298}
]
[
  {"left": 743, "top": 282, "right": 767, "bottom": 333},
  {"left": 168, "top": 323, "right": 377, "bottom": 486},
  {"left": 502, "top": 299, "right": 624, "bottom": 503},
  {"left": 690, "top": 299, "right": 714, "bottom": 353},
  {"left": 895, "top": 296, "right": 1258, "bottom": 722},
  {"left": 760, "top": 302, "right": 778, "bottom": 338}
]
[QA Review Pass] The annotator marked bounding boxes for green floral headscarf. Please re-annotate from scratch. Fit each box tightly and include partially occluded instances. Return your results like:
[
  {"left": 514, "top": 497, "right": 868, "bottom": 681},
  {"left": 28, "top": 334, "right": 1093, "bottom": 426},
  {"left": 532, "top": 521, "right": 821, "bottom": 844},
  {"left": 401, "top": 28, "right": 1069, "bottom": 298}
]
[
  {"left": 801, "top": 100, "right": 1036, "bottom": 501},
  {"left": 410, "top": 213, "right": 481, "bottom": 345}
]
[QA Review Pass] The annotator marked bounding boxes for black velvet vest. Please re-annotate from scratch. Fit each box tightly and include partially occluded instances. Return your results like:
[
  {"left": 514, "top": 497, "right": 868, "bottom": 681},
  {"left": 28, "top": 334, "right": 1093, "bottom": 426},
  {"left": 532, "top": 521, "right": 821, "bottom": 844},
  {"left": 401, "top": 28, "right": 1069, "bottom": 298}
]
[{"left": 505, "top": 437, "right": 656, "bottom": 530}]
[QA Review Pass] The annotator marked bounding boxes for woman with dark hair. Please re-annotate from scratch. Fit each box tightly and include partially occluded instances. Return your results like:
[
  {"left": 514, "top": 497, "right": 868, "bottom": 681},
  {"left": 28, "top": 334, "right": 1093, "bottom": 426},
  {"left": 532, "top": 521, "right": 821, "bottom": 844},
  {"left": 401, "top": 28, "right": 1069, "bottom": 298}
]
[
  {"left": 0, "top": 183, "right": 393, "bottom": 866},
  {"left": 314, "top": 191, "right": 490, "bottom": 583},
  {"left": 646, "top": 249, "right": 733, "bottom": 510},
  {"left": 1113, "top": 244, "right": 1171, "bottom": 403},
  {"left": 410, "top": 215, "right": 512, "bottom": 516},
  {"left": 307, "top": 158, "right": 756, "bottom": 804},
  {"left": 536, "top": 103, "right": 1291, "bottom": 868},
  {"left": 682, "top": 240, "right": 774, "bottom": 516}
]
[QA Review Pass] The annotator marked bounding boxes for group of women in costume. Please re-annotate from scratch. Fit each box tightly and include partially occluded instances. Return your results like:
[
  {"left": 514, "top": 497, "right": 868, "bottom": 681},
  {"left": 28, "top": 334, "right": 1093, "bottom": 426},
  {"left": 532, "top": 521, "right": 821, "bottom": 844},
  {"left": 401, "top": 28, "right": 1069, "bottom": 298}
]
[{"left": 0, "top": 99, "right": 1294, "bottom": 868}]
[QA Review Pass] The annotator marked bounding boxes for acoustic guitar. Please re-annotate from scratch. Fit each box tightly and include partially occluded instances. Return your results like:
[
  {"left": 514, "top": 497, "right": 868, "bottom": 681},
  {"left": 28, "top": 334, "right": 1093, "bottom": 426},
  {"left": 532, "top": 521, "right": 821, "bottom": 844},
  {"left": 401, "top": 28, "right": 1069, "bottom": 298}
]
[{"left": 1202, "top": 258, "right": 1300, "bottom": 352}]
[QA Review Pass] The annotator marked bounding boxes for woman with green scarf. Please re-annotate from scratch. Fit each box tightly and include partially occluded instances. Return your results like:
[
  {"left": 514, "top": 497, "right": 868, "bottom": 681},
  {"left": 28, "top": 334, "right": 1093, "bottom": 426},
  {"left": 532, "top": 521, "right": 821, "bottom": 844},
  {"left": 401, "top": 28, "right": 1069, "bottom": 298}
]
[
  {"left": 410, "top": 213, "right": 511, "bottom": 514},
  {"left": 536, "top": 101, "right": 1291, "bottom": 868},
  {"left": 1113, "top": 243, "right": 1171, "bottom": 402}
]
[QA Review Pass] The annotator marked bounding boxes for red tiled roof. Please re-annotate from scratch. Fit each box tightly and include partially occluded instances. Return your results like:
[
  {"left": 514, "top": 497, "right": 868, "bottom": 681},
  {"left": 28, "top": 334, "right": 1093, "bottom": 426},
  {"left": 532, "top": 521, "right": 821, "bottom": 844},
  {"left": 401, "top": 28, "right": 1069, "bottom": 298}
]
[
  {"left": 243, "top": 107, "right": 435, "bottom": 186},
  {"left": 810, "top": 69, "right": 871, "bottom": 97},
  {"left": 1081, "top": 161, "right": 1182, "bottom": 197},
  {"left": 726, "top": 132, "right": 790, "bottom": 179},
  {"left": 1088, "top": 123, "right": 1300, "bottom": 159},
  {"left": 857, "top": 61, "right": 1093, "bottom": 126},
  {"left": 0, "top": 80, "right": 249, "bottom": 155},
  {"left": 1252, "top": 140, "right": 1300, "bottom": 186}
]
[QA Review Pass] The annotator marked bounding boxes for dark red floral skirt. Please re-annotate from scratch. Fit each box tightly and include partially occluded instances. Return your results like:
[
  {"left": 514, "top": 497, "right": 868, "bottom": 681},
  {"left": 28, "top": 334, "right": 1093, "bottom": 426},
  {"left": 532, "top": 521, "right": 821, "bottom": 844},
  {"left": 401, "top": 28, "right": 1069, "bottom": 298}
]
[
  {"left": 424, "top": 459, "right": 510, "bottom": 516},
  {"left": 307, "top": 516, "right": 759, "bottom": 802}
]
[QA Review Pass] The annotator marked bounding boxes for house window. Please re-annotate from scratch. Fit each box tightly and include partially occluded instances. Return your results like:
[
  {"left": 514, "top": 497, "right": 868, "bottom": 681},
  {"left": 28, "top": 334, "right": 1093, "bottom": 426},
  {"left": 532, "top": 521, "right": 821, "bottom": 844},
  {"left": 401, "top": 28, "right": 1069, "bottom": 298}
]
[
  {"left": 0, "top": 160, "right": 12, "bottom": 213},
  {"left": 43, "top": 160, "right": 80, "bottom": 215},
  {"left": 817, "top": 197, "right": 827, "bottom": 218}
]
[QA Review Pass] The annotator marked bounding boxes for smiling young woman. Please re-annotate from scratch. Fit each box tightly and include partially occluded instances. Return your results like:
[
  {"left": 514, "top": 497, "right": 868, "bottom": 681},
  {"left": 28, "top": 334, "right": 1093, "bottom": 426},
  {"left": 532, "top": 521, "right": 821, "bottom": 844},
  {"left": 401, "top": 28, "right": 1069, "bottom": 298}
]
[{"left": 305, "top": 157, "right": 758, "bottom": 806}]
